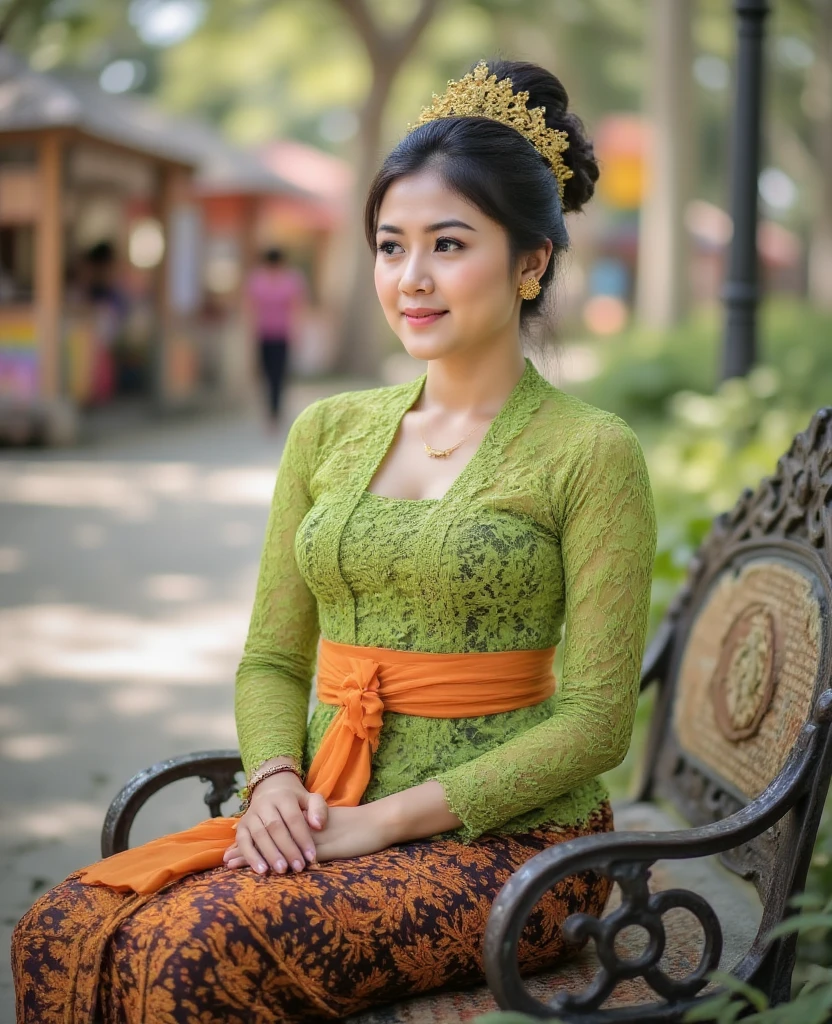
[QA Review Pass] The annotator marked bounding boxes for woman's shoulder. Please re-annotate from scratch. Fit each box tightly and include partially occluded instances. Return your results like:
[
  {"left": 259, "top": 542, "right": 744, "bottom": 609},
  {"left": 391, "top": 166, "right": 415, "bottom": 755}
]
[{"left": 540, "top": 382, "right": 642, "bottom": 452}]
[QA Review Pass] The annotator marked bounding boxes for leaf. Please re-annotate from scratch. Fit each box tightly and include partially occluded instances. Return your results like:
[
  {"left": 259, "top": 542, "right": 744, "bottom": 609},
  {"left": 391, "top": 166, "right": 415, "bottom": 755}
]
[
  {"left": 786, "top": 892, "right": 827, "bottom": 911},
  {"left": 800, "top": 964, "right": 832, "bottom": 990},
  {"left": 750, "top": 985, "right": 832, "bottom": 1024},
  {"left": 704, "top": 971, "right": 769, "bottom": 1012},
  {"left": 682, "top": 993, "right": 743, "bottom": 1023},
  {"left": 764, "top": 913, "right": 832, "bottom": 941}
]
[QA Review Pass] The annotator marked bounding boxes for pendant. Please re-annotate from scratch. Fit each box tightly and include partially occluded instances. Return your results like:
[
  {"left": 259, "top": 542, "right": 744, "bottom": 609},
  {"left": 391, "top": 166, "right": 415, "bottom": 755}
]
[{"left": 424, "top": 444, "right": 452, "bottom": 458}]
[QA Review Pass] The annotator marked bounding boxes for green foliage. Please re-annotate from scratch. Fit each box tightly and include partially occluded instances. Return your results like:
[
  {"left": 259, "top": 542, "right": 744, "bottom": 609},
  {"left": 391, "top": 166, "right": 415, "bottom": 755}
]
[
  {"left": 571, "top": 300, "right": 832, "bottom": 433},
  {"left": 570, "top": 299, "right": 832, "bottom": 636},
  {"left": 805, "top": 802, "right": 832, "bottom": 967}
]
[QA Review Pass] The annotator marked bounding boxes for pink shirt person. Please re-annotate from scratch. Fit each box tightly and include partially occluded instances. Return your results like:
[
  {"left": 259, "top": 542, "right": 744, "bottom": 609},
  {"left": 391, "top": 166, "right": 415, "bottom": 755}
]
[{"left": 246, "top": 262, "right": 308, "bottom": 342}]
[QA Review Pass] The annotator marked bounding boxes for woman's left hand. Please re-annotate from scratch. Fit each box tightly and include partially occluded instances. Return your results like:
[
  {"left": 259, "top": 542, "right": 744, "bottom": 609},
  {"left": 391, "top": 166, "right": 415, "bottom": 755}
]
[{"left": 224, "top": 803, "right": 398, "bottom": 872}]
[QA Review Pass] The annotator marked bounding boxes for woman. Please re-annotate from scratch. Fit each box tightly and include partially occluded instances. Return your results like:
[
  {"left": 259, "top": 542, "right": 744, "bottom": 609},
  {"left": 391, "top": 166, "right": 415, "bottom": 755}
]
[
  {"left": 12, "top": 58, "right": 657, "bottom": 1024},
  {"left": 245, "top": 247, "right": 308, "bottom": 426}
]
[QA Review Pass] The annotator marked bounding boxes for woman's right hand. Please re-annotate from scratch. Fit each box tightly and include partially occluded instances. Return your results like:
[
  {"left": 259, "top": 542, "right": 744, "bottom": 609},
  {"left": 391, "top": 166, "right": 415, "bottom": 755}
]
[{"left": 224, "top": 773, "right": 329, "bottom": 875}]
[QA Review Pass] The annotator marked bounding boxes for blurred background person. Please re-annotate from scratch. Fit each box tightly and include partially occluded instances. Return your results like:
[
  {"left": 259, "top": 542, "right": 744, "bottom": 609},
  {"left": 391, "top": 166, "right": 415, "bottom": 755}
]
[
  {"left": 82, "top": 240, "right": 129, "bottom": 406},
  {"left": 245, "top": 247, "right": 308, "bottom": 429}
]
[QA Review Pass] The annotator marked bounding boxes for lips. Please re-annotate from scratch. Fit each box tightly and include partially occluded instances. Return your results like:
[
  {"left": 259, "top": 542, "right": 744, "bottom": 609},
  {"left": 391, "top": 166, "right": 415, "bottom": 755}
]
[{"left": 402, "top": 308, "right": 448, "bottom": 327}]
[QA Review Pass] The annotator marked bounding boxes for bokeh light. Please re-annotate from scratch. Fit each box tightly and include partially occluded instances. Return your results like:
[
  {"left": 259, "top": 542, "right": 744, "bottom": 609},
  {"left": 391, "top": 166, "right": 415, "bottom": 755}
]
[
  {"left": 583, "top": 295, "right": 629, "bottom": 336},
  {"left": 128, "top": 218, "right": 165, "bottom": 268}
]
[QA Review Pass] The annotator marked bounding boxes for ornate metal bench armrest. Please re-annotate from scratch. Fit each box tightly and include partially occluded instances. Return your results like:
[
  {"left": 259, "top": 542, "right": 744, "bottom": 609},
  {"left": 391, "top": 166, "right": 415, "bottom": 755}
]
[
  {"left": 484, "top": 703, "right": 831, "bottom": 1020},
  {"left": 101, "top": 750, "right": 243, "bottom": 858}
]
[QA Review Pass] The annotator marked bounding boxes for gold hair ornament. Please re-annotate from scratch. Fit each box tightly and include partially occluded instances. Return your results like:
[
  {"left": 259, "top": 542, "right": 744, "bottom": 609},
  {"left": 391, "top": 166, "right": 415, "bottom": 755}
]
[{"left": 408, "top": 61, "right": 575, "bottom": 203}]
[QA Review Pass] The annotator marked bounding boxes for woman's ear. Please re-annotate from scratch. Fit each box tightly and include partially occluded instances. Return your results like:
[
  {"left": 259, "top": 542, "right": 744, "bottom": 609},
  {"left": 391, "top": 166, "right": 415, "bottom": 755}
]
[{"left": 518, "top": 239, "right": 554, "bottom": 287}]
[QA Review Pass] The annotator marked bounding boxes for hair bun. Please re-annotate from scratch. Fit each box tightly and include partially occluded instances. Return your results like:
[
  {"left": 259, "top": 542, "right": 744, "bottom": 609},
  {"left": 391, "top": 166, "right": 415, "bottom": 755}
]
[{"left": 486, "top": 58, "right": 599, "bottom": 214}]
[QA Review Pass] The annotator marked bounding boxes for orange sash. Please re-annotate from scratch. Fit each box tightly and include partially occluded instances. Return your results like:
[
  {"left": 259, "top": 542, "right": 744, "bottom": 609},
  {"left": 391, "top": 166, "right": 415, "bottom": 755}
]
[{"left": 78, "top": 638, "right": 556, "bottom": 894}]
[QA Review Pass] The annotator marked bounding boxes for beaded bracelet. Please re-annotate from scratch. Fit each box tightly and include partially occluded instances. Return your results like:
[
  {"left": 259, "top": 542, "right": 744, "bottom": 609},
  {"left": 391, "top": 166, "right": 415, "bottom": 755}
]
[{"left": 238, "top": 763, "right": 305, "bottom": 810}]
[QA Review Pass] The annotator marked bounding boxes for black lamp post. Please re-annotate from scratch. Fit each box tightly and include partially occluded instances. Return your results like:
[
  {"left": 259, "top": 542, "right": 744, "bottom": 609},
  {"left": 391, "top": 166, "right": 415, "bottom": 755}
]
[{"left": 721, "top": 0, "right": 771, "bottom": 381}]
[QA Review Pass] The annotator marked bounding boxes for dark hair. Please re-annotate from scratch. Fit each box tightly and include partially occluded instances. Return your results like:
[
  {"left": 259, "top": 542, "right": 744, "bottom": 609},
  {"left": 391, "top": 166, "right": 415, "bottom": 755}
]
[
  {"left": 364, "top": 59, "right": 599, "bottom": 333},
  {"left": 263, "top": 247, "right": 284, "bottom": 265}
]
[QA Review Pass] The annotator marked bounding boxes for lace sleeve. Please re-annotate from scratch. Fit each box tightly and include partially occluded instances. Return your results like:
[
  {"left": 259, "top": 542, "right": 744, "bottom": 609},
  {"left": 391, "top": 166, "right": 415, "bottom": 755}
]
[
  {"left": 429, "top": 419, "right": 657, "bottom": 841},
  {"left": 235, "top": 401, "right": 323, "bottom": 778}
]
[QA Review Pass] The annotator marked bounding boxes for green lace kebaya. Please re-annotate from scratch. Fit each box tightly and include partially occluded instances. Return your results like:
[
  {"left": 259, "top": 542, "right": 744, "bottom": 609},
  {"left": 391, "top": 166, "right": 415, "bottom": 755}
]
[{"left": 235, "top": 356, "right": 657, "bottom": 843}]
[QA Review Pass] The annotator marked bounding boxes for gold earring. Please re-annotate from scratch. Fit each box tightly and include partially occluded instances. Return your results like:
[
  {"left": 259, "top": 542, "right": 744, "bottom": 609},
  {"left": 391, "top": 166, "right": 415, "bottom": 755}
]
[{"left": 518, "top": 278, "right": 541, "bottom": 301}]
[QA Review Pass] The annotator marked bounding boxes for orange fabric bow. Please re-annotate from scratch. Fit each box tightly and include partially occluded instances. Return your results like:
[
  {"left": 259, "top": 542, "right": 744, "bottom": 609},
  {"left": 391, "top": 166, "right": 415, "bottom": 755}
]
[
  {"left": 304, "top": 655, "right": 385, "bottom": 806},
  {"left": 78, "top": 638, "right": 556, "bottom": 894}
]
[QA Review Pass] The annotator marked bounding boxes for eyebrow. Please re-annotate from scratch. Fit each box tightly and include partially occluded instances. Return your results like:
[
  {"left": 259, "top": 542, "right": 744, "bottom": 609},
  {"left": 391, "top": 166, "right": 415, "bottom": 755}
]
[{"left": 376, "top": 219, "right": 477, "bottom": 235}]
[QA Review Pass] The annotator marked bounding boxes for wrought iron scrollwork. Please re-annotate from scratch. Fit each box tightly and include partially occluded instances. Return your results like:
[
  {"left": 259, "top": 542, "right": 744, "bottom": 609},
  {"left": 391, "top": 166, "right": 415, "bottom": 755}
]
[
  {"left": 200, "top": 766, "right": 244, "bottom": 817},
  {"left": 101, "top": 750, "right": 243, "bottom": 856},
  {"left": 484, "top": 728, "right": 818, "bottom": 1019},
  {"left": 550, "top": 861, "right": 723, "bottom": 1014}
]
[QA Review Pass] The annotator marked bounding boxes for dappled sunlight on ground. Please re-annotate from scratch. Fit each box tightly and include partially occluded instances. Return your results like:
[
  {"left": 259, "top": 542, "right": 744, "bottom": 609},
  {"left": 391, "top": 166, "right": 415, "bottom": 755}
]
[
  {"left": 9, "top": 801, "right": 107, "bottom": 841},
  {"left": 144, "top": 573, "right": 210, "bottom": 602},
  {"left": 0, "top": 548, "right": 24, "bottom": 573},
  {"left": 72, "top": 523, "right": 107, "bottom": 549},
  {"left": 219, "top": 520, "right": 257, "bottom": 547},
  {"left": 162, "top": 709, "right": 239, "bottom": 744},
  {"left": 0, "top": 599, "right": 251, "bottom": 686},
  {"left": 0, "top": 462, "right": 276, "bottom": 516},
  {"left": 106, "top": 684, "right": 174, "bottom": 715},
  {"left": 0, "top": 546, "right": 25, "bottom": 572},
  {"left": 0, "top": 704, "right": 23, "bottom": 729},
  {"left": 1, "top": 732, "right": 74, "bottom": 762}
]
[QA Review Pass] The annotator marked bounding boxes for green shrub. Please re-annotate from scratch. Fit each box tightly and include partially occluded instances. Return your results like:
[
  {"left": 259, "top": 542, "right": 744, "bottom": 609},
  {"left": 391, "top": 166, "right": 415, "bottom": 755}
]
[{"left": 569, "top": 299, "right": 832, "bottom": 431}]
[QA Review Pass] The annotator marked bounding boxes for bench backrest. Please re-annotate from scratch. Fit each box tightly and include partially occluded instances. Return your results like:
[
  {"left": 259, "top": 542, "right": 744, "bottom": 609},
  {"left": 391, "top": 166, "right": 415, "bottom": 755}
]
[{"left": 639, "top": 407, "right": 832, "bottom": 902}]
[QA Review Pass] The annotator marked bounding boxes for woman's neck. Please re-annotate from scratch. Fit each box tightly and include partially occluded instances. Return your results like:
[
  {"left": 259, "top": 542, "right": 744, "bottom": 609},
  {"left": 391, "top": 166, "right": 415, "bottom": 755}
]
[{"left": 417, "top": 347, "right": 526, "bottom": 416}]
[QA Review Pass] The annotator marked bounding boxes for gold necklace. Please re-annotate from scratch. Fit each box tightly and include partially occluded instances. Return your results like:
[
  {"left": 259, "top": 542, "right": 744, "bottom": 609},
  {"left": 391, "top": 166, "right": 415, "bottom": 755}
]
[{"left": 419, "top": 421, "right": 481, "bottom": 459}]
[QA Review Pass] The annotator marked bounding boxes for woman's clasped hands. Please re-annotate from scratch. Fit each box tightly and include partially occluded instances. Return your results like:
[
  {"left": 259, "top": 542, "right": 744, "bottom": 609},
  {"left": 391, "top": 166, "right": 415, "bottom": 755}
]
[{"left": 222, "top": 771, "right": 397, "bottom": 874}]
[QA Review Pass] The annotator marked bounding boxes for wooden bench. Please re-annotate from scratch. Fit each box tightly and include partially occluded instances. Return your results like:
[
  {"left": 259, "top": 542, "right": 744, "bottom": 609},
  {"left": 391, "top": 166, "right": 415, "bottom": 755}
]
[{"left": 100, "top": 406, "right": 832, "bottom": 1024}]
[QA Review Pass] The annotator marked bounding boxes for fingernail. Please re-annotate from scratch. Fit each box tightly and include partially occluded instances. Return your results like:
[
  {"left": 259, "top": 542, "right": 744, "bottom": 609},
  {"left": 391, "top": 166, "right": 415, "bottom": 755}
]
[
  {"left": 292, "top": 859, "right": 304, "bottom": 872},
  {"left": 305, "top": 849, "right": 316, "bottom": 863},
  {"left": 256, "top": 861, "right": 267, "bottom": 873},
  {"left": 275, "top": 859, "right": 286, "bottom": 873},
  {"left": 310, "top": 816, "right": 320, "bottom": 827}
]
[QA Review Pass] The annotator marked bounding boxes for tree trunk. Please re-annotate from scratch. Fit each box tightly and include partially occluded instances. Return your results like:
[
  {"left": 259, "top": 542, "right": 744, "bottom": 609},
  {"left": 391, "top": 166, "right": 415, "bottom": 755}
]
[
  {"left": 331, "top": 62, "right": 399, "bottom": 379},
  {"left": 330, "top": 0, "right": 439, "bottom": 378},
  {"left": 635, "top": 0, "right": 693, "bottom": 328}
]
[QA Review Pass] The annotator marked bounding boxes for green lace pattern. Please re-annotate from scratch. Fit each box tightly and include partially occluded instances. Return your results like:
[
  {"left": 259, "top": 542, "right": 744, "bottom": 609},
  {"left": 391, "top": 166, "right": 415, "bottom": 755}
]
[{"left": 235, "top": 356, "right": 657, "bottom": 842}]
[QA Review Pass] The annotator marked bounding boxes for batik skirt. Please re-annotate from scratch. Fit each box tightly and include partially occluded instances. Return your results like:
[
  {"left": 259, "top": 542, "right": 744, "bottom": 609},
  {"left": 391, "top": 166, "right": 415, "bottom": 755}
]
[{"left": 12, "top": 801, "right": 613, "bottom": 1024}]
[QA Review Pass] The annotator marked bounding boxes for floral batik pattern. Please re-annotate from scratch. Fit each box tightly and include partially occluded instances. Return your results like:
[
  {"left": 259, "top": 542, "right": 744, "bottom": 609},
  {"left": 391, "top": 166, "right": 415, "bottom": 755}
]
[{"left": 13, "top": 802, "right": 613, "bottom": 1024}]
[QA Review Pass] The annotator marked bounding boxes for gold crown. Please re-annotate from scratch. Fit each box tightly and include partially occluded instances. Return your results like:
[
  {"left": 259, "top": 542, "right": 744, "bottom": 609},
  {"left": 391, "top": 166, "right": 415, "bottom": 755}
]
[{"left": 407, "top": 61, "right": 574, "bottom": 203}]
